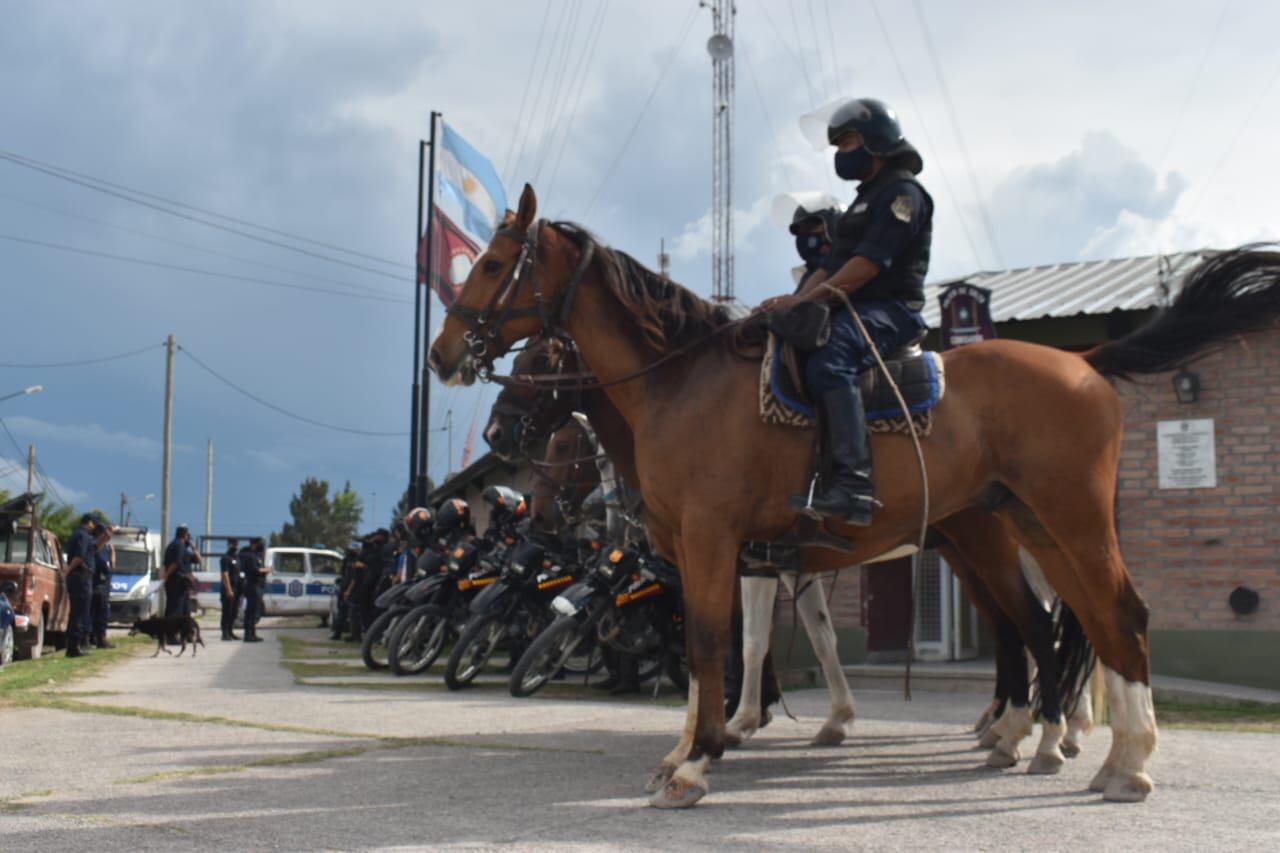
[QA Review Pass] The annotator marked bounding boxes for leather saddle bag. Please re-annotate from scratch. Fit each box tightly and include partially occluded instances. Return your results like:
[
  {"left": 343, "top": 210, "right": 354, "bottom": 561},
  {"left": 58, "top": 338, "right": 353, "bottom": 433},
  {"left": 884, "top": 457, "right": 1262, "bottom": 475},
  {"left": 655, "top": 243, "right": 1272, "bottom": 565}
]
[{"left": 765, "top": 302, "right": 831, "bottom": 352}]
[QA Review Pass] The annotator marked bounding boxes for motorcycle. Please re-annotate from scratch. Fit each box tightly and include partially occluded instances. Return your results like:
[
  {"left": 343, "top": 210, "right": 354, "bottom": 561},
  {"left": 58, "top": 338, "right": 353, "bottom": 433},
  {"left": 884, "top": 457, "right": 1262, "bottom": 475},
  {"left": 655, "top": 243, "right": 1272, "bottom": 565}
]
[
  {"left": 360, "top": 549, "right": 444, "bottom": 670},
  {"left": 509, "top": 543, "right": 687, "bottom": 698},
  {"left": 442, "top": 533, "right": 582, "bottom": 689}
]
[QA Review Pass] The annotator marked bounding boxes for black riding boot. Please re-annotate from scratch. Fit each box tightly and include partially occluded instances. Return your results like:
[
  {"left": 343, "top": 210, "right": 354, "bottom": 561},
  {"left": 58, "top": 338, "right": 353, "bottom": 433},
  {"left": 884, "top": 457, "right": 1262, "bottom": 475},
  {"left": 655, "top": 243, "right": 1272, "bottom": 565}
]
[{"left": 791, "top": 385, "right": 877, "bottom": 526}]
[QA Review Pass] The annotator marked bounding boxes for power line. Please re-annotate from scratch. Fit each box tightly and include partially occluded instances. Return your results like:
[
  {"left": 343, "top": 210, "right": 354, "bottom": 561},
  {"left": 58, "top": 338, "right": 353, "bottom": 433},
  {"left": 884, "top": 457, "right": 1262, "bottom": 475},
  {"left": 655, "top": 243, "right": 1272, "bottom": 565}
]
[
  {"left": 503, "top": 0, "right": 556, "bottom": 187},
  {"left": 0, "top": 342, "right": 162, "bottom": 369},
  {"left": 822, "top": 0, "right": 842, "bottom": 96},
  {"left": 740, "top": 42, "right": 797, "bottom": 189},
  {"left": 908, "top": 0, "right": 1005, "bottom": 268},
  {"left": 869, "top": 0, "right": 985, "bottom": 271},
  {"left": 0, "top": 152, "right": 409, "bottom": 281},
  {"left": 785, "top": 0, "right": 820, "bottom": 105},
  {"left": 0, "top": 232, "right": 413, "bottom": 305},
  {"left": 177, "top": 346, "right": 409, "bottom": 437},
  {"left": 1153, "top": 1, "right": 1233, "bottom": 178},
  {"left": 805, "top": 0, "right": 833, "bottom": 101},
  {"left": 0, "top": 417, "right": 66, "bottom": 505},
  {"left": 0, "top": 191, "right": 405, "bottom": 299},
  {"left": 510, "top": 0, "right": 576, "bottom": 185},
  {"left": 543, "top": 0, "right": 613, "bottom": 208},
  {"left": 531, "top": 0, "right": 588, "bottom": 186},
  {"left": 0, "top": 149, "right": 409, "bottom": 270},
  {"left": 583, "top": 3, "right": 700, "bottom": 218},
  {"left": 748, "top": 0, "right": 812, "bottom": 88}
]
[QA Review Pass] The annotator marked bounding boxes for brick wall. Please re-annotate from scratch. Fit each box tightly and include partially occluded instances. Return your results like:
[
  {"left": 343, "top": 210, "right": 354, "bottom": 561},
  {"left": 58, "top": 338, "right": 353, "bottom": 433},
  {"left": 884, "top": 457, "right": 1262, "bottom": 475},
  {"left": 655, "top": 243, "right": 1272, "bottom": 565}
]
[{"left": 1115, "top": 331, "right": 1280, "bottom": 631}]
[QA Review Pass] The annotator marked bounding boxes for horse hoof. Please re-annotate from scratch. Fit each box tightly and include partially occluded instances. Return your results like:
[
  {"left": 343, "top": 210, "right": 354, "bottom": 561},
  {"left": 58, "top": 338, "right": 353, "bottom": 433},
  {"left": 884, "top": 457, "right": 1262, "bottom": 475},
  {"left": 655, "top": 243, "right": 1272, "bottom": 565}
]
[
  {"left": 1060, "top": 740, "right": 1081, "bottom": 759},
  {"left": 723, "top": 729, "right": 744, "bottom": 749},
  {"left": 810, "top": 723, "right": 847, "bottom": 748},
  {"left": 1027, "top": 752, "right": 1065, "bottom": 775},
  {"left": 986, "top": 747, "right": 1018, "bottom": 769},
  {"left": 977, "top": 728, "right": 1002, "bottom": 750},
  {"left": 649, "top": 777, "right": 708, "bottom": 809},
  {"left": 1089, "top": 764, "right": 1116, "bottom": 793},
  {"left": 643, "top": 764, "right": 675, "bottom": 795},
  {"left": 1103, "top": 772, "right": 1153, "bottom": 803}
]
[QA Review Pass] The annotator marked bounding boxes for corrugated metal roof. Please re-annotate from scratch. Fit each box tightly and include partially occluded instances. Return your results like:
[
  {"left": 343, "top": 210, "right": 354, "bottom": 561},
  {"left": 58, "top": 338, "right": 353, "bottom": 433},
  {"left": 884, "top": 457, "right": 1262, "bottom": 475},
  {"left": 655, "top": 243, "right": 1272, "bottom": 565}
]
[{"left": 922, "top": 250, "right": 1213, "bottom": 328}]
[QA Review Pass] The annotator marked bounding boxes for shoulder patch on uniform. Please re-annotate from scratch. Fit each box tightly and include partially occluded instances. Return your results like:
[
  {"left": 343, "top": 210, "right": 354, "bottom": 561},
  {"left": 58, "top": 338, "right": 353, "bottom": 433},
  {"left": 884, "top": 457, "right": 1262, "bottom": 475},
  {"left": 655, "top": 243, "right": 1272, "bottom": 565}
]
[{"left": 890, "top": 194, "right": 915, "bottom": 223}]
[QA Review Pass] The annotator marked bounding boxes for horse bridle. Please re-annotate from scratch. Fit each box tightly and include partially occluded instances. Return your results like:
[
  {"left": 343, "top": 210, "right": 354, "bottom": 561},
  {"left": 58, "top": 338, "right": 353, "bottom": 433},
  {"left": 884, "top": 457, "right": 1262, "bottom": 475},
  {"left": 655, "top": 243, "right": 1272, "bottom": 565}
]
[
  {"left": 446, "top": 220, "right": 595, "bottom": 380},
  {"left": 489, "top": 337, "right": 587, "bottom": 457}
]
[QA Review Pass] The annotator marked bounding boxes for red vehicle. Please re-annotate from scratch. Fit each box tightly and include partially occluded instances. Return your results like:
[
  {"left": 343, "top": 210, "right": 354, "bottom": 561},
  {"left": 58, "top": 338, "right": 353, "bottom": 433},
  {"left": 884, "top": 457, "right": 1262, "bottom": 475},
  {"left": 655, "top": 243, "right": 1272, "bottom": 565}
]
[{"left": 0, "top": 493, "right": 69, "bottom": 659}]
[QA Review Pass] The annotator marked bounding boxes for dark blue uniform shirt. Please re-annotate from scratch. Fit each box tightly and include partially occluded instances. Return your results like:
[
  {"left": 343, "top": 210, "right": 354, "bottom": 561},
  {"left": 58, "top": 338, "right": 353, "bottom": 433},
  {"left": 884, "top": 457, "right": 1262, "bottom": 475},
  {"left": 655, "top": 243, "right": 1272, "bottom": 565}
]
[{"left": 66, "top": 527, "right": 96, "bottom": 575}]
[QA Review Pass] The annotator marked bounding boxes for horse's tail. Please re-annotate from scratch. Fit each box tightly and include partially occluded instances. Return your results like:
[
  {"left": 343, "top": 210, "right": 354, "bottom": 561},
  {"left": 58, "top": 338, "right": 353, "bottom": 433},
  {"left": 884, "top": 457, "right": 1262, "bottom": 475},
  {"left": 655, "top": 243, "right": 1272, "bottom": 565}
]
[
  {"left": 1084, "top": 246, "right": 1280, "bottom": 380},
  {"left": 1054, "top": 600, "right": 1096, "bottom": 719}
]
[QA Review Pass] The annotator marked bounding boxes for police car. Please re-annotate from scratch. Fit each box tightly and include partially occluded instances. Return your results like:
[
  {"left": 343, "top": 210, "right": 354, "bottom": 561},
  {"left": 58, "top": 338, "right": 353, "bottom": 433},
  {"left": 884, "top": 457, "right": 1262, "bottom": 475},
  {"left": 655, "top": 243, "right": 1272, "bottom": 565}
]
[
  {"left": 194, "top": 540, "right": 341, "bottom": 624},
  {"left": 107, "top": 527, "right": 163, "bottom": 624}
]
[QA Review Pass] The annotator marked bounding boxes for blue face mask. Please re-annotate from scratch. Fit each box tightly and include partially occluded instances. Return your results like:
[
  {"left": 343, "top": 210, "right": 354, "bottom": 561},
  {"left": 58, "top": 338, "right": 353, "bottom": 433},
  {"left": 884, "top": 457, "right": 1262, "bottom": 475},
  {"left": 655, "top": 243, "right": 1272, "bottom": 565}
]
[
  {"left": 794, "top": 233, "right": 825, "bottom": 263},
  {"left": 834, "top": 147, "right": 874, "bottom": 181}
]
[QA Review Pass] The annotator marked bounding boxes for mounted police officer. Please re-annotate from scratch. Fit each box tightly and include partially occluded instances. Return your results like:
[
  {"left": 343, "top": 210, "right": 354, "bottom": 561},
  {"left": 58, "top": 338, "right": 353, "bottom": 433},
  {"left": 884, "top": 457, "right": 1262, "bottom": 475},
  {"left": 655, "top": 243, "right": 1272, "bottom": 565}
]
[
  {"left": 64, "top": 513, "right": 99, "bottom": 657},
  {"left": 760, "top": 98, "right": 932, "bottom": 525},
  {"left": 240, "top": 538, "right": 269, "bottom": 643},
  {"left": 91, "top": 522, "right": 115, "bottom": 649},
  {"left": 772, "top": 191, "right": 843, "bottom": 292},
  {"left": 220, "top": 538, "right": 243, "bottom": 641}
]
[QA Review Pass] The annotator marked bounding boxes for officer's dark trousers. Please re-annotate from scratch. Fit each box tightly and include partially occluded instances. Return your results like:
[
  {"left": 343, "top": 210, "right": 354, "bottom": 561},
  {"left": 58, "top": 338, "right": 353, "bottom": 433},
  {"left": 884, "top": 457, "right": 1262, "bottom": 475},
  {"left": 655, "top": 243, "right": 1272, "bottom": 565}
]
[
  {"left": 221, "top": 590, "right": 243, "bottom": 637},
  {"left": 243, "top": 584, "right": 263, "bottom": 637},
  {"left": 164, "top": 581, "right": 189, "bottom": 618},
  {"left": 804, "top": 300, "right": 927, "bottom": 397},
  {"left": 66, "top": 570, "right": 92, "bottom": 647},
  {"left": 331, "top": 597, "right": 349, "bottom": 638},
  {"left": 92, "top": 581, "right": 110, "bottom": 639}
]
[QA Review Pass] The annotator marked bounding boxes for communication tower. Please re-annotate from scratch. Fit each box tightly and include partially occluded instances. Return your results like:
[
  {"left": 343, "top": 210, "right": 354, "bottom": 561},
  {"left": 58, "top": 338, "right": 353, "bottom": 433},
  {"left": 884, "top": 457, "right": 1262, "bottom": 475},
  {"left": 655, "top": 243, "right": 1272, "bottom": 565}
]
[{"left": 705, "top": 1, "right": 736, "bottom": 303}]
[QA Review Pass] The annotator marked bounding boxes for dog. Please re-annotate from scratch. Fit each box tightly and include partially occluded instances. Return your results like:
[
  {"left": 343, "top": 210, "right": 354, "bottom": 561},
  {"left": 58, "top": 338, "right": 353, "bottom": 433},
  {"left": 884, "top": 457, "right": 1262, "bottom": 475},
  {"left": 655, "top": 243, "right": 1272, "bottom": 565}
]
[{"left": 129, "top": 615, "right": 206, "bottom": 658}]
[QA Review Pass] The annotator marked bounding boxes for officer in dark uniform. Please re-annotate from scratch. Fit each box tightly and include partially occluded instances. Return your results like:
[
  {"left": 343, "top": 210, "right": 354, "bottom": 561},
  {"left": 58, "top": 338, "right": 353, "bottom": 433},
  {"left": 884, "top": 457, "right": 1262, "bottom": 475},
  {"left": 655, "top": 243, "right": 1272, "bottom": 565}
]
[
  {"left": 358, "top": 530, "right": 390, "bottom": 635},
  {"left": 332, "top": 543, "right": 360, "bottom": 640},
  {"left": 220, "top": 538, "right": 243, "bottom": 641},
  {"left": 780, "top": 194, "right": 842, "bottom": 291},
  {"left": 64, "top": 513, "right": 99, "bottom": 657},
  {"left": 162, "top": 525, "right": 195, "bottom": 618},
  {"left": 761, "top": 98, "right": 932, "bottom": 525},
  {"left": 91, "top": 522, "right": 116, "bottom": 649},
  {"left": 240, "top": 538, "right": 269, "bottom": 642}
]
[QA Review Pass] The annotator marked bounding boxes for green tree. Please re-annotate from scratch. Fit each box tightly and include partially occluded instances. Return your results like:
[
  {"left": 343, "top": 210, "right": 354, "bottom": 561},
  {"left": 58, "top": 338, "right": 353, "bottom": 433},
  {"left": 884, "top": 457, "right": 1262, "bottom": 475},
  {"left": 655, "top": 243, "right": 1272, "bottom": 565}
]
[
  {"left": 0, "top": 488, "right": 107, "bottom": 544},
  {"left": 273, "top": 477, "right": 364, "bottom": 549}
]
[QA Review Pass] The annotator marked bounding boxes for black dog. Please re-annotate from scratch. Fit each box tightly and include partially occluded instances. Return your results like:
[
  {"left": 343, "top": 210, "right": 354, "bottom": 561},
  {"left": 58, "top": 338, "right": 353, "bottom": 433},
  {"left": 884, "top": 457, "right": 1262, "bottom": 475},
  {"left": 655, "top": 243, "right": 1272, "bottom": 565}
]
[{"left": 129, "top": 615, "right": 205, "bottom": 658}]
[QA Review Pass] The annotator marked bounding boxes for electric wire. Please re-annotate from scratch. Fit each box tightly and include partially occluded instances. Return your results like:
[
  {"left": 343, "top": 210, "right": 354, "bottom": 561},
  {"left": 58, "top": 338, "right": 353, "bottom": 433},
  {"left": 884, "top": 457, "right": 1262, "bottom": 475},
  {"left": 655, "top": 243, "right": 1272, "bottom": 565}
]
[
  {"left": 0, "top": 149, "right": 409, "bottom": 270},
  {"left": 583, "top": 3, "right": 700, "bottom": 218},
  {"left": 0, "top": 416, "right": 67, "bottom": 505},
  {"left": 1153, "top": 1, "right": 1233, "bottom": 179},
  {"left": 908, "top": 0, "right": 1005, "bottom": 268},
  {"left": 0, "top": 232, "right": 413, "bottom": 305},
  {"left": 740, "top": 42, "right": 798, "bottom": 189},
  {"left": 869, "top": 0, "right": 986, "bottom": 271},
  {"left": 177, "top": 346, "right": 409, "bottom": 437},
  {"left": 748, "top": 0, "right": 811, "bottom": 88},
  {"left": 0, "top": 152, "right": 408, "bottom": 281},
  {"left": 0, "top": 342, "right": 163, "bottom": 369},
  {"left": 503, "top": 0, "right": 556, "bottom": 187},
  {"left": 543, "top": 0, "right": 613, "bottom": 209},
  {"left": 805, "top": 0, "right": 833, "bottom": 101},
  {"left": 510, "top": 0, "right": 576, "bottom": 185},
  {"left": 531, "top": 0, "right": 587, "bottom": 186},
  {"left": 822, "top": 0, "right": 842, "bottom": 94},
  {"left": 0, "top": 191, "right": 406, "bottom": 299},
  {"left": 786, "top": 0, "right": 820, "bottom": 105}
]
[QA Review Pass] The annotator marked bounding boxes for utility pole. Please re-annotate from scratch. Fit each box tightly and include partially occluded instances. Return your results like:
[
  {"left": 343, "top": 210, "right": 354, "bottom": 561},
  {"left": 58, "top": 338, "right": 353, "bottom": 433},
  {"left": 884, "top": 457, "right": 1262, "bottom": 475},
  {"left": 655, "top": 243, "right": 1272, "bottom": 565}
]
[
  {"left": 161, "top": 333, "right": 175, "bottom": 541},
  {"left": 120, "top": 492, "right": 126, "bottom": 526},
  {"left": 27, "top": 444, "right": 35, "bottom": 496},
  {"left": 205, "top": 438, "right": 214, "bottom": 543},
  {"left": 417, "top": 112, "right": 441, "bottom": 506}
]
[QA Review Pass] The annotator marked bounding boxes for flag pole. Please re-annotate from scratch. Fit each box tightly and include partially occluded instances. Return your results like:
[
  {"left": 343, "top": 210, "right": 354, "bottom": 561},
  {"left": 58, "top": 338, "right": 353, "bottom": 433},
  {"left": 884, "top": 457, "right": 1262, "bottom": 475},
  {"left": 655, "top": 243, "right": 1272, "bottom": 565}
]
[
  {"left": 417, "top": 111, "right": 441, "bottom": 505},
  {"left": 409, "top": 138, "right": 426, "bottom": 507}
]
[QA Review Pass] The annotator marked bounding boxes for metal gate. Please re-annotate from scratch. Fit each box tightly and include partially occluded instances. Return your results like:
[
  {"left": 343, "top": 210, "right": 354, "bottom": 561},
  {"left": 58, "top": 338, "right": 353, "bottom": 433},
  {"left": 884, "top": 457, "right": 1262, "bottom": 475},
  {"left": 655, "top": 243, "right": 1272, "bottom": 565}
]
[{"left": 913, "top": 549, "right": 980, "bottom": 661}]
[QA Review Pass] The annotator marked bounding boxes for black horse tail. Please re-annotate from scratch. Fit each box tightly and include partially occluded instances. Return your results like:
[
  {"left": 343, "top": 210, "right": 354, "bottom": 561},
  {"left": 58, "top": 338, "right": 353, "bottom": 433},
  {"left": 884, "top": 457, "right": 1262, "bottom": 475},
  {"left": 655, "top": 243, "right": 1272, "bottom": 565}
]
[
  {"left": 1085, "top": 246, "right": 1280, "bottom": 381},
  {"left": 1054, "top": 601, "right": 1096, "bottom": 719}
]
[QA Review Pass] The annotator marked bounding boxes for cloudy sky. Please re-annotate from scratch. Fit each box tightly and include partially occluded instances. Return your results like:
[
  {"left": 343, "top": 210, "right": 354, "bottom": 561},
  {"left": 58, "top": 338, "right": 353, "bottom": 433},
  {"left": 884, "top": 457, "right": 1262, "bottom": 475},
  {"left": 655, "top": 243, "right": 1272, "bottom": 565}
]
[{"left": 1, "top": 0, "right": 1276, "bottom": 538}]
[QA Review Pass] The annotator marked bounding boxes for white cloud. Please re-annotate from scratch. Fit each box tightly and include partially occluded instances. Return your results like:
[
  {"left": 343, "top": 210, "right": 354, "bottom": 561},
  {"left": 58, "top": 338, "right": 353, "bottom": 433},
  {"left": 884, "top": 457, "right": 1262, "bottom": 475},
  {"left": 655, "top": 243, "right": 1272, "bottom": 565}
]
[
  {"left": 672, "top": 195, "right": 773, "bottom": 261},
  {"left": 0, "top": 455, "right": 89, "bottom": 504},
  {"left": 243, "top": 449, "right": 292, "bottom": 473},
  {"left": 3, "top": 416, "right": 189, "bottom": 460}
]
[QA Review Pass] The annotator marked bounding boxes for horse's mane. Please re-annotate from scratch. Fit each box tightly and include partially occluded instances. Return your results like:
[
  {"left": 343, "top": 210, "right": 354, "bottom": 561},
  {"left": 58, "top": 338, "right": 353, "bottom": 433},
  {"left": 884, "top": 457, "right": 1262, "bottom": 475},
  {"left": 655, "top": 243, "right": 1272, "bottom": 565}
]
[{"left": 552, "top": 221, "right": 734, "bottom": 352}]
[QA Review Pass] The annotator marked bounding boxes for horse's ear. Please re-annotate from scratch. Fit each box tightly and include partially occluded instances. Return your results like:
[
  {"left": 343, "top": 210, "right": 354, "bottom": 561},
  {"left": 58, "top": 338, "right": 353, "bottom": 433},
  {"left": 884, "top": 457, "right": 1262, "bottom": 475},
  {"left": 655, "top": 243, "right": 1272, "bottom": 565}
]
[{"left": 515, "top": 184, "right": 538, "bottom": 232}]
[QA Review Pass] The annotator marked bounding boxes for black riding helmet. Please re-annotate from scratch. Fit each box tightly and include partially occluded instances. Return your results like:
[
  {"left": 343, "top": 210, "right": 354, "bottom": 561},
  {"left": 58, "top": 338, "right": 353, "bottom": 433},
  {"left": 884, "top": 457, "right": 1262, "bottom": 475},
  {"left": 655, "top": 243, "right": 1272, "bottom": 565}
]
[
  {"left": 788, "top": 204, "right": 842, "bottom": 238},
  {"left": 827, "top": 97, "right": 923, "bottom": 174},
  {"left": 434, "top": 498, "right": 472, "bottom": 536},
  {"left": 403, "top": 506, "right": 434, "bottom": 545},
  {"left": 482, "top": 485, "right": 527, "bottom": 521}
]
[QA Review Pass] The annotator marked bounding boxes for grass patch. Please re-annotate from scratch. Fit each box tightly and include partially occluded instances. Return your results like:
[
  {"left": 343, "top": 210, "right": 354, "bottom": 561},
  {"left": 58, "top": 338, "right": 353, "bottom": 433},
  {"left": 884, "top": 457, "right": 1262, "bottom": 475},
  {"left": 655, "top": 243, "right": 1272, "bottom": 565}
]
[
  {"left": 117, "top": 746, "right": 372, "bottom": 784},
  {"left": 0, "top": 635, "right": 150, "bottom": 698},
  {"left": 282, "top": 661, "right": 378, "bottom": 679},
  {"left": 1155, "top": 697, "right": 1280, "bottom": 732},
  {"left": 0, "top": 789, "right": 54, "bottom": 813},
  {"left": 277, "top": 635, "right": 356, "bottom": 660}
]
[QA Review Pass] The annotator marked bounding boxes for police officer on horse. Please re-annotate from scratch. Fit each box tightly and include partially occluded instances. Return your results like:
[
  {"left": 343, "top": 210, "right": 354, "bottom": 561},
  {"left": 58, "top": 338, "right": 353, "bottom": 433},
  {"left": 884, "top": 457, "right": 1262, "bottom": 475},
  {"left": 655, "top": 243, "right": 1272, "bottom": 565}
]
[{"left": 760, "top": 98, "right": 932, "bottom": 526}]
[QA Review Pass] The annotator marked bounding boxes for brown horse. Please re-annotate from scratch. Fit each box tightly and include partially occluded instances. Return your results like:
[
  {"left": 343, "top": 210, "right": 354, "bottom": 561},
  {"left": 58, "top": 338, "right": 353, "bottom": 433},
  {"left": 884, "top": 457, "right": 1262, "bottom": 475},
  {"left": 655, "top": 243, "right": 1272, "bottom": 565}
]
[
  {"left": 487, "top": 335, "right": 1095, "bottom": 770},
  {"left": 432, "top": 185, "right": 1280, "bottom": 807}
]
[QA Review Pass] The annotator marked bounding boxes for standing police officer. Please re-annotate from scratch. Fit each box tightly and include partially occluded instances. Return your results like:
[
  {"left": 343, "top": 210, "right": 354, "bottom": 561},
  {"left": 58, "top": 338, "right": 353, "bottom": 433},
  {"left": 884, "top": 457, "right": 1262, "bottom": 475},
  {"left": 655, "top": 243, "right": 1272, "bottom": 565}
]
[
  {"left": 91, "top": 522, "right": 116, "bottom": 649},
  {"left": 220, "top": 538, "right": 243, "bottom": 641},
  {"left": 64, "top": 513, "right": 98, "bottom": 658},
  {"left": 240, "top": 538, "right": 269, "bottom": 643},
  {"left": 760, "top": 98, "right": 932, "bottom": 525},
  {"left": 162, "top": 525, "right": 195, "bottom": 618}
]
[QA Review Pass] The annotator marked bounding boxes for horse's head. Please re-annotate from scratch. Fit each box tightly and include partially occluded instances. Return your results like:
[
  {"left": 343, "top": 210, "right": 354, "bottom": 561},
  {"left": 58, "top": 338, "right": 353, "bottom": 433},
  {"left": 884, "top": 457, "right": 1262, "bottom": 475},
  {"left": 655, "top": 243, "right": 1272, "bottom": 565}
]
[
  {"left": 483, "top": 335, "right": 581, "bottom": 462},
  {"left": 530, "top": 417, "right": 600, "bottom": 533},
  {"left": 430, "top": 184, "right": 585, "bottom": 386}
]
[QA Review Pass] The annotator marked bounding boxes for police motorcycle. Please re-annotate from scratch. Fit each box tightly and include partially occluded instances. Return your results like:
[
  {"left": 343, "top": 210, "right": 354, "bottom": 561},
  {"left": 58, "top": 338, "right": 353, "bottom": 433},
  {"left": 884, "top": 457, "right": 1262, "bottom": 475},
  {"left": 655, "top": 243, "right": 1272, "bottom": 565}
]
[
  {"left": 442, "top": 524, "right": 586, "bottom": 690},
  {"left": 360, "top": 505, "right": 460, "bottom": 670},
  {"left": 386, "top": 487, "right": 526, "bottom": 677},
  {"left": 509, "top": 542, "right": 688, "bottom": 698}
]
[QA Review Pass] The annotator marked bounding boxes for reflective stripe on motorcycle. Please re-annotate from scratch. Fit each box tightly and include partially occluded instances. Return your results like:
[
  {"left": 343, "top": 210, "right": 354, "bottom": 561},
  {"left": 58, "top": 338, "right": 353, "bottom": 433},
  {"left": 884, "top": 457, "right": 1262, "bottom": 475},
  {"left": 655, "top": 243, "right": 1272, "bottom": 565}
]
[
  {"left": 536, "top": 576, "right": 574, "bottom": 592},
  {"left": 615, "top": 584, "right": 663, "bottom": 607},
  {"left": 457, "top": 577, "right": 498, "bottom": 591}
]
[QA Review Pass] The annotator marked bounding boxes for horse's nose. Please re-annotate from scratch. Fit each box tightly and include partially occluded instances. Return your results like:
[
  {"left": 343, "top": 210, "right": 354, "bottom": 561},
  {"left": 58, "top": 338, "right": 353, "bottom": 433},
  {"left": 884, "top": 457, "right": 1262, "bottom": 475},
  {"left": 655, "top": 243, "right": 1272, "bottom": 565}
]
[
  {"left": 484, "top": 422, "right": 503, "bottom": 448},
  {"left": 427, "top": 346, "right": 443, "bottom": 372}
]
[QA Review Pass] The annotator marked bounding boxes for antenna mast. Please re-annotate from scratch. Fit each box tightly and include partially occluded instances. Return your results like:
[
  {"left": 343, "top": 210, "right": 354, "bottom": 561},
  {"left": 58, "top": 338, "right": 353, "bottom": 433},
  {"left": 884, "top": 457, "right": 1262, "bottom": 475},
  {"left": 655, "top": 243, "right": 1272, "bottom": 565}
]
[{"left": 706, "top": 1, "right": 736, "bottom": 303}]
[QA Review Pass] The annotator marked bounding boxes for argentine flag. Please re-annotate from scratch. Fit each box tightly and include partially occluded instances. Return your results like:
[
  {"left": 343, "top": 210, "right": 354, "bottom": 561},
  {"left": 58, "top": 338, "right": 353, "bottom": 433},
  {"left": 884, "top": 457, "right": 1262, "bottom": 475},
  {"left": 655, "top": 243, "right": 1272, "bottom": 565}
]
[{"left": 437, "top": 122, "right": 507, "bottom": 243}]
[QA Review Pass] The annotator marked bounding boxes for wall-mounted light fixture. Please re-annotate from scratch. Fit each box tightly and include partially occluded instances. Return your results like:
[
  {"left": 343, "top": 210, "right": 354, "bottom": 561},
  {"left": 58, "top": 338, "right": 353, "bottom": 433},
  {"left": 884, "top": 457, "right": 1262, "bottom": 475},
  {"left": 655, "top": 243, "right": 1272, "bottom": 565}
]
[
  {"left": 1172, "top": 368, "right": 1201, "bottom": 404},
  {"left": 1228, "top": 586, "right": 1260, "bottom": 616}
]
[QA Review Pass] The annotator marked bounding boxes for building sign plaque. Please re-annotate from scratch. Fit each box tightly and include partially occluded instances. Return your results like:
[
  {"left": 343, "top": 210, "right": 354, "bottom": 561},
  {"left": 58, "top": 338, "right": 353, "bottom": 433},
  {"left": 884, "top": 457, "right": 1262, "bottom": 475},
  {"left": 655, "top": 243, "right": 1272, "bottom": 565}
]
[{"left": 1157, "top": 418, "right": 1217, "bottom": 489}]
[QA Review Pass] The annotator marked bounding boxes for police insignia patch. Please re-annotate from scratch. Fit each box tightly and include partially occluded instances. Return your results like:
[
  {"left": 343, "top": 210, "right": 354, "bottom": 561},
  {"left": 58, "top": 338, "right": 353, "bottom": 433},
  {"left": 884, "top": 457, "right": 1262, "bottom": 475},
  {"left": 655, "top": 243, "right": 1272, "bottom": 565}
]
[{"left": 891, "top": 194, "right": 915, "bottom": 223}]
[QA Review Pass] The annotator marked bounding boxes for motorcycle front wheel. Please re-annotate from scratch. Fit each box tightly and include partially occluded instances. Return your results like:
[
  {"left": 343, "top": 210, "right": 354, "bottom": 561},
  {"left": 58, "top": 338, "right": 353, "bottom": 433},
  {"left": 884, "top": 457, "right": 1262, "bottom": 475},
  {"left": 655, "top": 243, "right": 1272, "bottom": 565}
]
[
  {"left": 360, "top": 609, "right": 400, "bottom": 671},
  {"left": 509, "top": 615, "right": 586, "bottom": 698},
  {"left": 387, "top": 604, "right": 449, "bottom": 676},
  {"left": 444, "top": 612, "right": 504, "bottom": 690}
]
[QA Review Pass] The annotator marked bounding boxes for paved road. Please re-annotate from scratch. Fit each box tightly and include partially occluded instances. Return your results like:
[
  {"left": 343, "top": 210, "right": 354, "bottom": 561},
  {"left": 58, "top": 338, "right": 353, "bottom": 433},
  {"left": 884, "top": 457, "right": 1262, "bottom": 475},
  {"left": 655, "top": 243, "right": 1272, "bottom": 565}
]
[{"left": 1, "top": 622, "right": 1277, "bottom": 851}]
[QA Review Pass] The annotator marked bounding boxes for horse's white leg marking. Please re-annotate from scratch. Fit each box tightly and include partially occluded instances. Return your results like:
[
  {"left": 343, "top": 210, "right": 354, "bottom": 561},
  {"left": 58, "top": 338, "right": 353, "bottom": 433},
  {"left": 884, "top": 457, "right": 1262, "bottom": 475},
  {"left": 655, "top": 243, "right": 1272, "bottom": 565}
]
[
  {"left": 986, "top": 704, "right": 1033, "bottom": 768},
  {"left": 785, "top": 573, "right": 856, "bottom": 746},
  {"left": 1028, "top": 718, "right": 1068, "bottom": 775},
  {"left": 1091, "top": 667, "right": 1156, "bottom": 802},
  {"left": 645, "top": 678, "right": 699, "bottom": 794},
  {"left": 725, "top": 577, "right": 776, "bottom": 745},
  {"left": 978, "top": 703, "right": 1009, "bottom": 749},
  {"left": 1063, "top": 687, "right": 1094, "bottom": 758}
]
